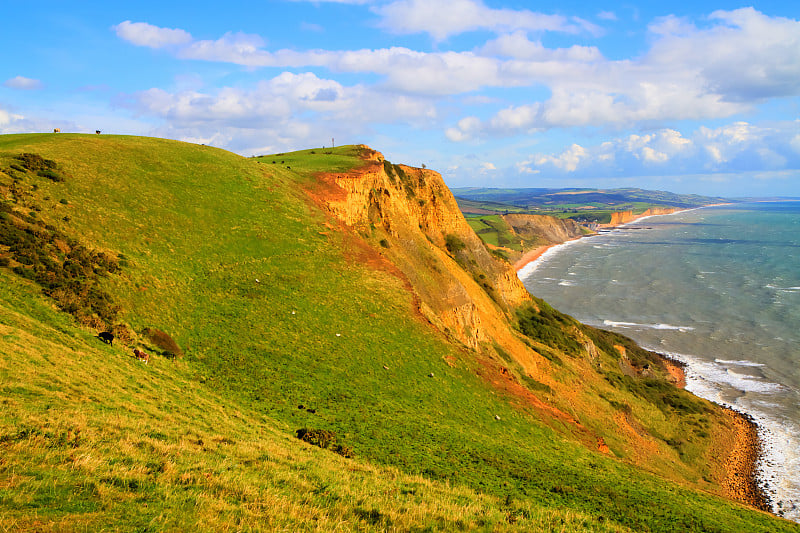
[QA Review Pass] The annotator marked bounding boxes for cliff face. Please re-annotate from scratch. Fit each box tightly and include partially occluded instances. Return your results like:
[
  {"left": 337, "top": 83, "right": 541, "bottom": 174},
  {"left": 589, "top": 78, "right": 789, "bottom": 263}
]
[
  {"left": 608, "top": 207, "right": 678, "bottom": 225},
  {"left": 315, "top": 146, "right": 530, "bottom": 350},
  {"left": 502, "top": 214, "right": 584, "bottom": 245}
]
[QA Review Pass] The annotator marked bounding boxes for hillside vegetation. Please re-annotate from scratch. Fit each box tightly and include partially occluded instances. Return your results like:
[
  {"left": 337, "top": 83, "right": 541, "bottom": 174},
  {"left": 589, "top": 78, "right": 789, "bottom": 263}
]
[{"left": 0, "top": 134, "right": 796, "bottom": 532}]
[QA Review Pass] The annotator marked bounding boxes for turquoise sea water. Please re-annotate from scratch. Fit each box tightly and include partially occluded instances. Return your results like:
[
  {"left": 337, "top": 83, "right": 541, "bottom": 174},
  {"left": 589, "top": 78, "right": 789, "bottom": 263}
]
[{"left": 519, "top": 202, "right": 800, "bottom": 522}]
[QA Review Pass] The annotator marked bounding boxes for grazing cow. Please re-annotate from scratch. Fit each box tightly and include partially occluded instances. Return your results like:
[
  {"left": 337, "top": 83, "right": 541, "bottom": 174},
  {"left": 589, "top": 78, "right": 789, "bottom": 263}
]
[
  {"left": 53, "top": 128, "right": 60, "bottom": 133},
  {"left": 133, "top": 349, "right": 150, "bottom": 364},
  {"left": 95, "top": 130, "right": 101, "bottom": 135},
  {"left": 98, "top": 331, "right": 114, "bottom": 345}
]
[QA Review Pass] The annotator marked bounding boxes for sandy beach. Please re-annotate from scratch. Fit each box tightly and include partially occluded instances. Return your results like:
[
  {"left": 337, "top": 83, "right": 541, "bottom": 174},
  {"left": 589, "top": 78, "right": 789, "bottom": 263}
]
[{"left": 513, "top": 238, "right": 582, "bottom": 272}]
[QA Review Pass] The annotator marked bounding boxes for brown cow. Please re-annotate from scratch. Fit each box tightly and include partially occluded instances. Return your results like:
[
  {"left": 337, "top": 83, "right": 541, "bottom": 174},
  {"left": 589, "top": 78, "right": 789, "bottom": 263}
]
[
  {"left": 133, "top": 348, "right": 150, "bottom": 364},
  {"left": 53, "top": 128, "right": 60, "bottom": 133}
]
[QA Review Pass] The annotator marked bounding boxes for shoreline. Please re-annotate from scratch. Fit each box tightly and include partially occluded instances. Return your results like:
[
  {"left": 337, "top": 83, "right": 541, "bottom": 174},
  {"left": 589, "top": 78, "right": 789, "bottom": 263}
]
[
  {"left": 513, "top": 206, "right": 776, "bottom": 516},
  {"left": 514, "top": 207, "right": 696, "bottom": 273},
  {"left": 657, "top": 353, "right": 770, "bottom": 511},
  {"left": 721, "top": 407, "right": 772, "bottom": 511}
]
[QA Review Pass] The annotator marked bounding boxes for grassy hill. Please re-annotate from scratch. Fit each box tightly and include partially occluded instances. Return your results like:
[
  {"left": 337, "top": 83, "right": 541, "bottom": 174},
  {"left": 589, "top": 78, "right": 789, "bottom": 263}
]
[{"left": 0, "top": 134, "right": 796, "bottom": 531}]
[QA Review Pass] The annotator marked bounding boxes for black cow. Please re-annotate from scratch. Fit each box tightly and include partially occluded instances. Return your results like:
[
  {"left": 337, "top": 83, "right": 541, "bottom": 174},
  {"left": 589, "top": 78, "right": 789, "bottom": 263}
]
[{"left": 98, "top": 331, "right": 114, "bottom": 345}]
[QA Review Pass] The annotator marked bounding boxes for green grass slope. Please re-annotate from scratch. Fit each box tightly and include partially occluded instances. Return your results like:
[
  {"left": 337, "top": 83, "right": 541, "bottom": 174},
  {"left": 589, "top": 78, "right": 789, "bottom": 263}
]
[{"left": 0, "top": 134, "right": 796, "bottom": 532}]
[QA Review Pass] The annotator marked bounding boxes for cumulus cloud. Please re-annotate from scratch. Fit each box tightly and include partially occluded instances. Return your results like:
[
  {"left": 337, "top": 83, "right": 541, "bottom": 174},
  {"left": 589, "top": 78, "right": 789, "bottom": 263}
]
[
  {"left": 519, "top": 121, "right": 800, "bottom": 177},
  {"left": 372, "top": 0, "right": 601, "bottom": 41},
  {"left": 0, "top": 108, "right": 25, "bottom": 127},
  {"left": 446, "top": 8, "right": 800, "bottom": 139},
  {"left": 114, "top": 21, "right": 192, "bottom": 48},
  {"left": 116, "top": 8, "right": 800, "bottom": 124},
  {"left": 3, "top": 76, "right": 43, "bottom": 90},
  {"left": 122, "top": 71, "right": 438, "bottom": 153}
]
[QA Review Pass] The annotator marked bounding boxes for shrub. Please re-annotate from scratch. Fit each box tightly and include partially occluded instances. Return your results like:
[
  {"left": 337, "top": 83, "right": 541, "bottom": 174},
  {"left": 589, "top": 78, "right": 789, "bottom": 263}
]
[
  {"left": 444, "top": 234, "right": 466, "bottom": 253},
  {"left": 37, "top": 169, "right": 64, "bottom": 182},
  {"left": 0, "top": 198, "right": 122, "bottom": 327},
  {"left": 16, "top": 153, "right": 57, "bottom": 172},
  {"left": 295, "top": 428, "right": 353, "bottom": 458}
]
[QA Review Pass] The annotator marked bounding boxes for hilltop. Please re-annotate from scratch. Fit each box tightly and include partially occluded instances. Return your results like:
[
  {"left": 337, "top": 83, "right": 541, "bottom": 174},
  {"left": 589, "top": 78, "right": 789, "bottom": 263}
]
[{"left": 0, "top": 134, "right": 796, "bottom": 531}]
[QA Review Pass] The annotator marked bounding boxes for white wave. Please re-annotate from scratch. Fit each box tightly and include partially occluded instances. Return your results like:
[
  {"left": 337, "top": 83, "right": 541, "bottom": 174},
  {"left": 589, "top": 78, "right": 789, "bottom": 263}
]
[
  {"left": 558, "top": 280, "right": 575, "bottom": 286},
  {"left": 602, "top": 319, "right": 695, "bottom": 332},
  {"left": 715, "top": 358, "right": 766, "bottom": 367},
  {"left": 648, "top": 349, "right": 798, "bottom": 521},
  {"left": 517, "top": 238, "right": 587, "bottom": 280},
  {"left": 766, "top": 284, "right": 800, "bottom": 291}
]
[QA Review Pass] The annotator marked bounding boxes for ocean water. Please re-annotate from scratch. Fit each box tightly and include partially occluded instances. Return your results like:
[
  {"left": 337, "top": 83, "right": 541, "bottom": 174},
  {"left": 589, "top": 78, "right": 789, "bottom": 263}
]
[{"left": 519, "top": 202, "right": 800, "bottom": 522}]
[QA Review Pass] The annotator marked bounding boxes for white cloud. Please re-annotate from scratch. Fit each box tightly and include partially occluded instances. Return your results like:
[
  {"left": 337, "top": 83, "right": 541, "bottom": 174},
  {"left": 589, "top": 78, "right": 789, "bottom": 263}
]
[
  {"left": 0, "top": 108, "right": 24, "bottom": 126},
  {"left": 647, "top": 8, "right": 800, "bottom": 101},
  {"left": 372, "top": 0, "right": 601, "bottom": 41},
  {"left": 519, "top": 121, "right": 800, "bottom": 177},
  {"left": 790, "top": 134, "right": 800, "bottom": 154},
  {"left": 3, "top": 76, "right": 43, "bottom": 90},
  {"left": 123, "top": 71, "right": 438, "bottom": 153},
  {"left": 447, "top": 9, "right": 800, "bottom": 139},
  {"left": 114, "top": 21, "right": 192, "bottom": 48},
  {"left": 480, "top": 31, "right": 602, "bottom": 61},
  {"left": 597, "top": 11, "right": 617, "bottom": 21},
  {"left": 533, "top": 143, "right": 589, "bottom": 172}
]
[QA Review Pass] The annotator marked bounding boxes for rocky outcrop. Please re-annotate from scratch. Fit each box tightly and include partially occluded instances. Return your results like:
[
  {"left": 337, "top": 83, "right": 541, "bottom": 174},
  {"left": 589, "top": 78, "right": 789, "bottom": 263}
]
[{"left": 315, "top": 146, "right": 530, "bottom": 350}]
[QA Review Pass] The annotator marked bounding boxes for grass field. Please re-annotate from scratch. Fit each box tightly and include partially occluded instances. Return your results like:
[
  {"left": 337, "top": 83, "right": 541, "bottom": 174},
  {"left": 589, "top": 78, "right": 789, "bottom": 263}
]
[{"left": 0, "top": 134, "right": 796, "bottom": 531}]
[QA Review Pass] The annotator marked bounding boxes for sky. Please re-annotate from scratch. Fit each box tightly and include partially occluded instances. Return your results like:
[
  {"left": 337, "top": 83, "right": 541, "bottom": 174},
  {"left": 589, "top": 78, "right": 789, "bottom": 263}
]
[{"left": 1, "top": 1, "right": 799, "bottom": 197}]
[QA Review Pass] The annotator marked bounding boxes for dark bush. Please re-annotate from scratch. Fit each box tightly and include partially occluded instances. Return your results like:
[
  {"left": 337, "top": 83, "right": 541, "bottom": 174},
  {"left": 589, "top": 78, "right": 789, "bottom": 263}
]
[
  {"left": 16, "top": 153, "right": 57, "bottom": 172},
  {"left": 0, "top": 197, "right": 121, "bottom": 327},
  {"left": 37, "top": 169, "right": 64, "bottom": 182},
  {"left": 295, "top": 428, "right": 353, "bottom": 458},
  {"left": 445, "top": 234, "right": 466, "bottom": 253},
  {"left": 515, "top": 302, "right": 582, "bottom": 356}
]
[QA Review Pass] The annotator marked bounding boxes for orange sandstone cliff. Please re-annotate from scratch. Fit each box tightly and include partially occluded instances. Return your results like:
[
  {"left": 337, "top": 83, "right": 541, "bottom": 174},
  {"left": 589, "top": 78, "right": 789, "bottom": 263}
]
[
  {"left": 607, "top": 207, "right": 679, "bottom": 226},
  {"left": 314, "top": 146, "right": 531, "bottom": 355}
]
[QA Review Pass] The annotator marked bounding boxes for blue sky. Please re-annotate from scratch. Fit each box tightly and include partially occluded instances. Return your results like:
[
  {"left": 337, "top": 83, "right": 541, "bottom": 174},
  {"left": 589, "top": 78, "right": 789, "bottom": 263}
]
[{"left": 1, "top": 1, "right": 799, "bottom": 197}]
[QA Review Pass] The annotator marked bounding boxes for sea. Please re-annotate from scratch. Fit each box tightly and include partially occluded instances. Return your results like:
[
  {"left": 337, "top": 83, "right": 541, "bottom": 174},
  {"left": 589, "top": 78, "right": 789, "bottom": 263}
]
[{"left": 518, "top": 202, "right": 800, "bottom": 522}]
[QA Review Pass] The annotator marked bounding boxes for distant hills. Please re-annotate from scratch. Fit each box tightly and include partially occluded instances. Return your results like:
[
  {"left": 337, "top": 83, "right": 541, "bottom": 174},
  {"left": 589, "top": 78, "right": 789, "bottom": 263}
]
[{"left": 452, "top": 187, "right": 729, "bottom": 221}]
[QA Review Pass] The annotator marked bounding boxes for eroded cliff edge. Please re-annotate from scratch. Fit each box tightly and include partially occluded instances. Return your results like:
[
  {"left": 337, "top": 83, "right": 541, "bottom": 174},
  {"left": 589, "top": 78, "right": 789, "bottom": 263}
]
[{"left": 313, "top": 146, "right": 530, "bottom": 354}]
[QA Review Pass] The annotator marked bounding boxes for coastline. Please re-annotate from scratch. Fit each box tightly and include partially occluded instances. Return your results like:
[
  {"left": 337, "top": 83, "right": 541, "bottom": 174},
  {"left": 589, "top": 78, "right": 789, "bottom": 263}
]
[
  {"left": 721, "top": 408, "right": 772, "bottom": 511},
  {"left": 514, "top": 207, "right": 695, "bottom": 273},
  {"left": 513, "top": 206, "right": 775, "bottom": 516},
  {"left": 659, "top": 353, "right": 769, "bottom": 511}
]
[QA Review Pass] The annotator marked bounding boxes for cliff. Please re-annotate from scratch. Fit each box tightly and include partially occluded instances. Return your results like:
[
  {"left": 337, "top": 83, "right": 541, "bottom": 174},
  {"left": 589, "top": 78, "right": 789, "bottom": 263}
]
[
  {"left": 503, "top": 213, "right": 584, "bottom": 246},
  {"left": 607, "top": 207, "right": 679, "bottom": 226},
  {"left": 313, "top": 146, "right": 530, "bottom": 352}
]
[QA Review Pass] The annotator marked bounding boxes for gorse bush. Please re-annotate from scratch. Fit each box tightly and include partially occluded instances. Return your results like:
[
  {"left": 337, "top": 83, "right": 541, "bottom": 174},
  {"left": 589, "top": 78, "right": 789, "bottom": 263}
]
[
  {"left": 14, "top": 152, "right": 65, "bottom": 182},
  {"left": 515, "top": 300, "right": 582, "bottom": 356},
  {"left": 0, "top": 189, "right": 121, "bottom": 327},
  {"left": 444, "top": 234, "right": 466, "bottom": 253},
  {"left": 296, "top": 428, "right": 354, "bottom": 458}
]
